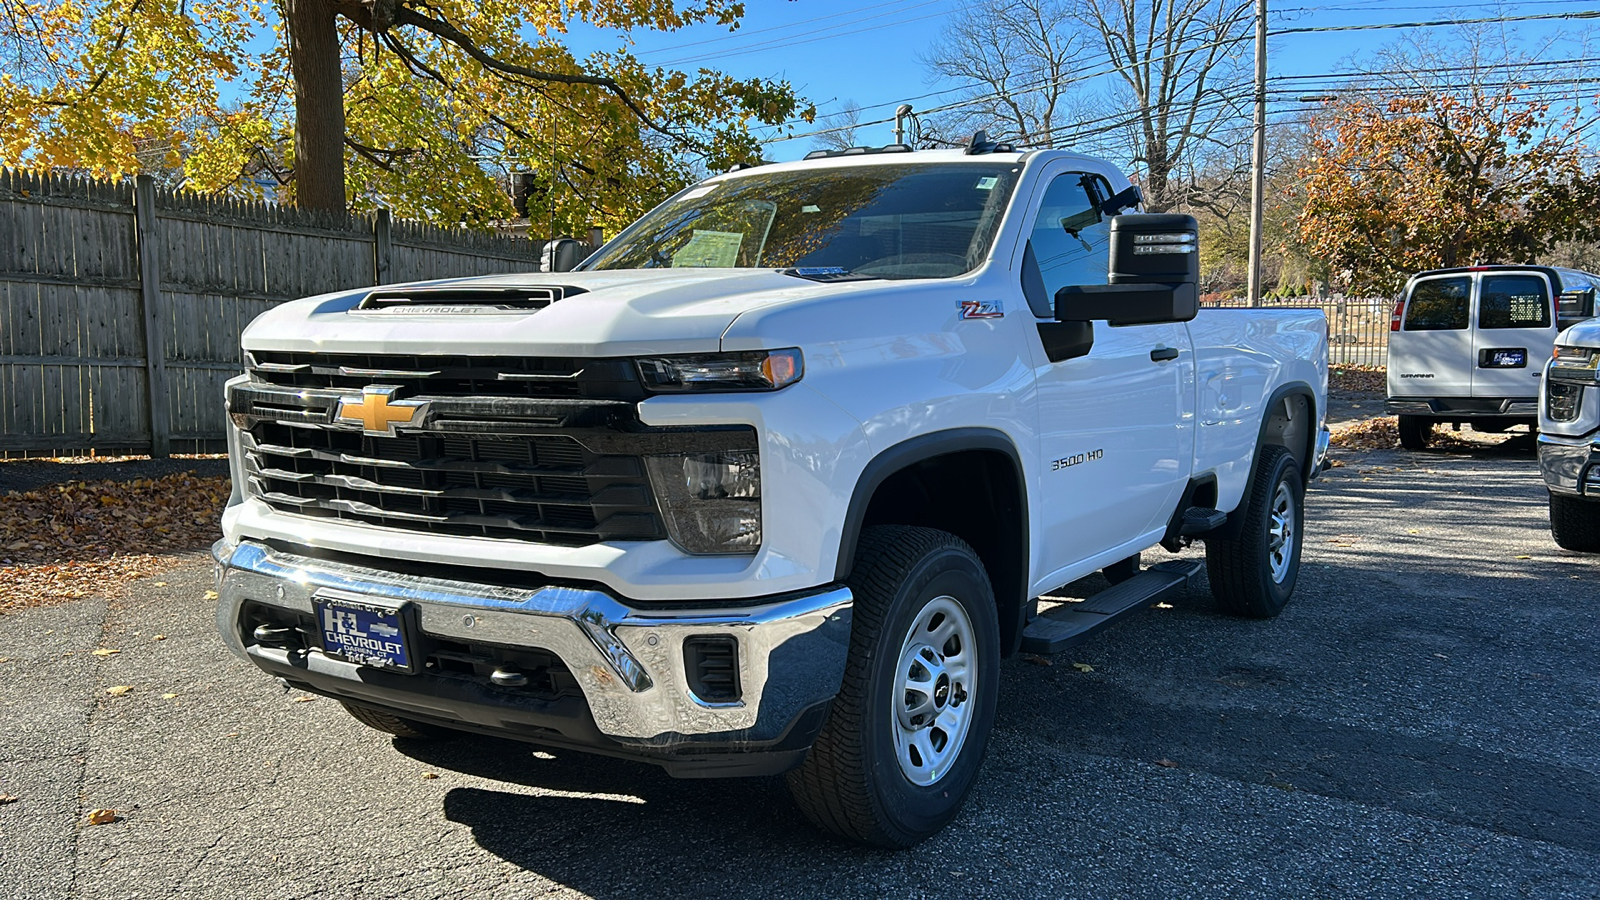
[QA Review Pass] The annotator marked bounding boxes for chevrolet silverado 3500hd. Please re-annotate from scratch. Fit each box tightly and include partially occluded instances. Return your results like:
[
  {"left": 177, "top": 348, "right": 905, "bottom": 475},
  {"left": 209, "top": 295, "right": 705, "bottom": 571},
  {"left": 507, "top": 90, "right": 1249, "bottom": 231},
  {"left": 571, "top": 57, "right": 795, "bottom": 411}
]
[{"left": 214, "top": 142, "right": 1331, "bottom": 847}]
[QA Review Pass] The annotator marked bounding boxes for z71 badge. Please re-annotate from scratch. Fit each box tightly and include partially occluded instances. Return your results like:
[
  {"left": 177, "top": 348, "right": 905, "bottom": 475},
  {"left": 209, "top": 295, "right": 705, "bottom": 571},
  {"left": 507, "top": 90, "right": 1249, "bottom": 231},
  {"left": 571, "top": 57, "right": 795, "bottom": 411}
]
[{"left": 959, "top": 299, "right": 1005, "bottom": 320}]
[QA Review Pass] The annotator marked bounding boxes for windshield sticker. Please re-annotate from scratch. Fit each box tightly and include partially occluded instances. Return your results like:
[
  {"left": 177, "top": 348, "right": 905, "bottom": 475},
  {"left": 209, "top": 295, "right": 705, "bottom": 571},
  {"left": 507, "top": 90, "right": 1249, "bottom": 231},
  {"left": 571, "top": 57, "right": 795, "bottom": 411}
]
[
  {"left": 672, "top": 229, "right": 744, "bottom": 268},
  {"left": 959, "top": 299, "right": 1004, "bottom": 320},
  {"left": 802, "top": 204, "right": 821, "bottom": 213},
  {"left": 975, "top": 176, "right": 999, "bottom": 190},
  {"left": 681, "top": 183, "right": 719, "bottom": 201}
]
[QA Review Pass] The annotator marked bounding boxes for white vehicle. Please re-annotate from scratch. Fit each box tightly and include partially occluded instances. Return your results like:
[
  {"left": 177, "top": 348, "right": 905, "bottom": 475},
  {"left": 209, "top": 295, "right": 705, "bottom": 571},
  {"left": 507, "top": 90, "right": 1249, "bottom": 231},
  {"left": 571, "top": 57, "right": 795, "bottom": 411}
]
[
  {"left": 212, "top": 141, "right": 1330, "bottom": 847},
  {"left": 1387, "top": 265, "right": 1600, "bottom": 449},
  {"left": 1538, "top": 317, "right": 1600, "bottom": 551}
]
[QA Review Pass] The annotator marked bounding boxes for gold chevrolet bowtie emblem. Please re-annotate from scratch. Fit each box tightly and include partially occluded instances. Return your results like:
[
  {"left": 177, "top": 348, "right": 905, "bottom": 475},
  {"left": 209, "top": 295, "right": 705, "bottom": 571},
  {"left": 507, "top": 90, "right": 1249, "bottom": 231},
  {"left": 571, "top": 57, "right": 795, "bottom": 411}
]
[{"left": 336, "top": 386, "right": 428, "bottom": 436}]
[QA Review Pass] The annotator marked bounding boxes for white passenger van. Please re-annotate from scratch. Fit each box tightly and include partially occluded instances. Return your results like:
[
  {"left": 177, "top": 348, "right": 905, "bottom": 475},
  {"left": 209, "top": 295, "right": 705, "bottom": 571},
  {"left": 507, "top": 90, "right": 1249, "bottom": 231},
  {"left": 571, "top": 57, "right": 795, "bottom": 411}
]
[{"left": 1386, "top": 265, "right": 1600, "bottom": 449}]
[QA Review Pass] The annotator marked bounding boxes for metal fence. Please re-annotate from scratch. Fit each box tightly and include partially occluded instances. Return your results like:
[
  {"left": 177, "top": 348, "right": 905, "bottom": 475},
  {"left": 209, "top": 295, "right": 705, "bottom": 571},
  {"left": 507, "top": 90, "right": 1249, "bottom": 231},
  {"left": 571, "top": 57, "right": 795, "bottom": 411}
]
[
  {"left": 1203, "top": 296, "right": 1393, "bottom": 368},
  {"left": 1, "top": 168, "right": 559, "bottom": 458}
]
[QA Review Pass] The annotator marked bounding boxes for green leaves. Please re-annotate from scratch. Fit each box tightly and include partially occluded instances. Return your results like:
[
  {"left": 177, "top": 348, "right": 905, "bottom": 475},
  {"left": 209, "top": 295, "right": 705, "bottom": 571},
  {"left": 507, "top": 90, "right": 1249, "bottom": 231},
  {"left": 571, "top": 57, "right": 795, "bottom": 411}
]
[{"left": 2, "top": 0, "right": 807, "bottom": 231}]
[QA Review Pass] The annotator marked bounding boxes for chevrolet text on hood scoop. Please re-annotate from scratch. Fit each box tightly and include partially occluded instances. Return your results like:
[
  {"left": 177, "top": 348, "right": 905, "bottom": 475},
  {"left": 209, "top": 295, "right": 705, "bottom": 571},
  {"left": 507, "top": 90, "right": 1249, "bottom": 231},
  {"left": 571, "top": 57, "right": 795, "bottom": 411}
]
[{"left": 240, "top": 268, "right": 852, "bottom": 358}]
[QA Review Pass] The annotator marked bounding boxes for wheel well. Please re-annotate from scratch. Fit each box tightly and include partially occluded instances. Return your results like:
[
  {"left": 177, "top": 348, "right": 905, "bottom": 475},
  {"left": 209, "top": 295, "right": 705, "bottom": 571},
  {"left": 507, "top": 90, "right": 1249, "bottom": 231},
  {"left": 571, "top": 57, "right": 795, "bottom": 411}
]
[
  {"left": 853, "top": 449, "right": 1028, "bottom": 654},
  {"left": 1260, "top": 389, "right": 1315, "bottom": 481}
]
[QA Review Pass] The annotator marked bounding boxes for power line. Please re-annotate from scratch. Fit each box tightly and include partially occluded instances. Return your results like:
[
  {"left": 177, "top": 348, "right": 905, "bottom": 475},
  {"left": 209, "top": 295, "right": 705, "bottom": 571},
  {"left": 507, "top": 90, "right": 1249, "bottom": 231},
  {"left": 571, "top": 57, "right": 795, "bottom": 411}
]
[
  {"left": 1273, "top": 8, "right": 1600, "bottom": 33},
  {"left": 770, "top": 5, "right": 1600, "bottom": 138}
]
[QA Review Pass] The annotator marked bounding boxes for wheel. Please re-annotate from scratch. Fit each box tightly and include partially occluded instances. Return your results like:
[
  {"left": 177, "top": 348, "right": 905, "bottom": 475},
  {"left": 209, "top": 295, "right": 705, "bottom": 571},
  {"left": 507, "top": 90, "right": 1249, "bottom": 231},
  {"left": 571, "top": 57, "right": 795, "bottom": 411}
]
[
  {"left": 1549, "top": 492, "right": 1600, "bottom": 552},
  {"left": 1205, "top": 444, "right": 1304, "bottom": 618},
  {"left": 1397, "top": 415, "right": 1432, "bottom": 450},
  {"left": 786, "top": 526, "right": 1000, "bottom": 848},
  {"left": 341, "top": 701, "right": 451, "bottom": 739},
  {"left": 1103, "top": 552, "right": 1141, "bottom": 585}
]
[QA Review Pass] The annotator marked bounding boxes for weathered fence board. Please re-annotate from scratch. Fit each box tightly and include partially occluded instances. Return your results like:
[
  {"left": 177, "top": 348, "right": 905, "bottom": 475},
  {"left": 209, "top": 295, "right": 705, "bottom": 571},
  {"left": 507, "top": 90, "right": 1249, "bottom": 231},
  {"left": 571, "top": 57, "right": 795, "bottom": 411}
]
[{"left": 1, "top": 168, "right": 551, "bottom": 457}]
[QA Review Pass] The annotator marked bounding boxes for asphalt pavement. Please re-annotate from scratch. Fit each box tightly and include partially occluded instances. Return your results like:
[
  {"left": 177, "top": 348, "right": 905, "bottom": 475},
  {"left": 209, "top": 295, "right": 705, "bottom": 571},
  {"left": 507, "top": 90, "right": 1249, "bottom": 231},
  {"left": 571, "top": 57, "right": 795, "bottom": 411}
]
[{"left": 2, "top": 436, "right": 1598, "bottom": 899}]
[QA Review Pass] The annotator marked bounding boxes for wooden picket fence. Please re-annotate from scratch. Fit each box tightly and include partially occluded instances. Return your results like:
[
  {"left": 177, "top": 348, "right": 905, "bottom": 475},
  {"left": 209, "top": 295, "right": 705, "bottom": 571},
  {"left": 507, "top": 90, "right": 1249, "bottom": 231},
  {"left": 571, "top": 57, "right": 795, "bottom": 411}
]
[{"left": 0, "top": 169, "right": 553, "bottom": 457}]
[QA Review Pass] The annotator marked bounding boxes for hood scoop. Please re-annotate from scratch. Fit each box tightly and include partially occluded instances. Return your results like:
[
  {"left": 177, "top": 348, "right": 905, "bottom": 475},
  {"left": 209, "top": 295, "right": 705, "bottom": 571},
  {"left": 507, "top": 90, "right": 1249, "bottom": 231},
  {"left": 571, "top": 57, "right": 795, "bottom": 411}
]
[{"left": 355, "top": 285, "right": 588, "bottom": 315}]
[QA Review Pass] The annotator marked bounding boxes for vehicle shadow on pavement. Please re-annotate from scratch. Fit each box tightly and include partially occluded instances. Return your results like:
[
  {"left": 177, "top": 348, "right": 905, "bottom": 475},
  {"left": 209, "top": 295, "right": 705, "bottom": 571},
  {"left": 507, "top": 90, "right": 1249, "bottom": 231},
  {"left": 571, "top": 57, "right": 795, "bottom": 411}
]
[{"left": 394, "top": 736, "right": 884, "bottom": 889}]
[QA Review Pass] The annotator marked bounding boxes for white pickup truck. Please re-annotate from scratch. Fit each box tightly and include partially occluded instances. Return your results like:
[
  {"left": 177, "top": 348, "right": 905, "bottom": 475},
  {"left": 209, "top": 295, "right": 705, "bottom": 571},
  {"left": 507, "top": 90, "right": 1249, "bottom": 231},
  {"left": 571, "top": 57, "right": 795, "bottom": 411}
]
[{"left": 213, "top": 143, "right": 1330, "bottom": 847}]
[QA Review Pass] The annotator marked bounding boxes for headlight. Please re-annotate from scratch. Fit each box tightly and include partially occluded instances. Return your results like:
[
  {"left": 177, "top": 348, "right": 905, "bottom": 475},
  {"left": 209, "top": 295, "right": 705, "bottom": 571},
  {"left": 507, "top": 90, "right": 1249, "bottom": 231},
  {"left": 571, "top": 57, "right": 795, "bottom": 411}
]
[
  {"left": 645, "top": 450, "right": 761, "bottom": 554},
  {"left": 636, "top": 349, "right": 803, "bottom": 392},
  {"left": 1550, "top": 345, "right": 1600, "bottom": 383}
]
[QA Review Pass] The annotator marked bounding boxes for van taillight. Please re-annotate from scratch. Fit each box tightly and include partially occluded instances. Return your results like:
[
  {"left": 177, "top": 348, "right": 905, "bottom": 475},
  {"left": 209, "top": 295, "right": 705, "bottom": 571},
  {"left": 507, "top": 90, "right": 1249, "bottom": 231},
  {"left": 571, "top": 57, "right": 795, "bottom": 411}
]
[{"left": 1390, "top": 298, "right": 1405, "bottom": 331}]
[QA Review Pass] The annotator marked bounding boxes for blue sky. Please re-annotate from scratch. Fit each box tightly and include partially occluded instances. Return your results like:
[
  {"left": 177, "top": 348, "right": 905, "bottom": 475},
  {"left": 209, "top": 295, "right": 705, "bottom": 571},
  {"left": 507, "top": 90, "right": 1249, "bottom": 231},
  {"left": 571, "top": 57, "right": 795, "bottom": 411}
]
[{"left": 557, "top": 0, "right": 1599, "bottom": 161}]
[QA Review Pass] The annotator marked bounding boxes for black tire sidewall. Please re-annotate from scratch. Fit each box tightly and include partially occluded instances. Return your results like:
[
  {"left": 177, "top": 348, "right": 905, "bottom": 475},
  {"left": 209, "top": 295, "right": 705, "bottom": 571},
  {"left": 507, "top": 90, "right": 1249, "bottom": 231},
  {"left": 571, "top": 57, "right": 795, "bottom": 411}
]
[
  {"left": 856, "top": 547, "right": 1000, "bottom": 841},
  {"left": 1257, "top": 451, "right": 1304, "bottom": 610}
]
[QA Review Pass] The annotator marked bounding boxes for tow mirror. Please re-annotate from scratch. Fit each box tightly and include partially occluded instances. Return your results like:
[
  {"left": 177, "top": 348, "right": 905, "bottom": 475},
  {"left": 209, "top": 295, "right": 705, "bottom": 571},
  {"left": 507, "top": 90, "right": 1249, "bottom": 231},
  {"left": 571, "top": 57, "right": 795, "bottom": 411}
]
[{"left": 1055, "top": 213, "right": 1199, "bottom": 327}]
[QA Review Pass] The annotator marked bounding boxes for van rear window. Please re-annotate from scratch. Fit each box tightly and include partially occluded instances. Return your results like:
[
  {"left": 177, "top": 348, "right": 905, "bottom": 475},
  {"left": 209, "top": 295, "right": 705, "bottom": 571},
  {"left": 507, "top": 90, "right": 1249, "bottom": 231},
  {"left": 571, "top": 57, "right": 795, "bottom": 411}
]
[
  {"left": 1480, "top": 275, "right": 1550, "bottom": 329},
  {"left": 1404, "top": 277, "right": 1470, "bottom": 330}
]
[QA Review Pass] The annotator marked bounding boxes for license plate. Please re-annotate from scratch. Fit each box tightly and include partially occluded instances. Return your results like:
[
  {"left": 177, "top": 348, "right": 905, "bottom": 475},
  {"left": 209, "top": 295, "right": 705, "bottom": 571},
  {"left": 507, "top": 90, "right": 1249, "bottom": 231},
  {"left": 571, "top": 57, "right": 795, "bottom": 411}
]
[
  {"left": 1481, "top": 349, "right": 1526, "bottom": 368},
  {"left": 314, "top": 591, "right": 415, "bottom": 672}
]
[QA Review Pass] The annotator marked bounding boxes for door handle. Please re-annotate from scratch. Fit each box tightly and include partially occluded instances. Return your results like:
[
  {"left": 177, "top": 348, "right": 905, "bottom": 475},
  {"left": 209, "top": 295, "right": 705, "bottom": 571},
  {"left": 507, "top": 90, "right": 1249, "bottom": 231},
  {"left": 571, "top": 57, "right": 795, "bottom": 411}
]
[{"left": 1150, "top": 347, "right": 1180, "bottom": 362}]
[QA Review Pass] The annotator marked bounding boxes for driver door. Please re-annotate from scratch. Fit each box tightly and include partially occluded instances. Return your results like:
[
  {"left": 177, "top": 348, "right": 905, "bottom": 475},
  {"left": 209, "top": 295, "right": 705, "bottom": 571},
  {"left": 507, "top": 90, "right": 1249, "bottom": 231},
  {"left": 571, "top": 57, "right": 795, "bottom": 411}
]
[{"left": 1020, "top": 166, "right": 1195, "bottom": 574}]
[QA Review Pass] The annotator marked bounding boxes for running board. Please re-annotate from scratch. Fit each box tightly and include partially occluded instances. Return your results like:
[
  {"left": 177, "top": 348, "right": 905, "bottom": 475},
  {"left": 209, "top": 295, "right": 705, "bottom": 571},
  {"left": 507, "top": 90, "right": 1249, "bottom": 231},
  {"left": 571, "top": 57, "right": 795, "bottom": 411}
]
[{"left": 1020, "top": 560, "right": 1203, "bottom": 655}]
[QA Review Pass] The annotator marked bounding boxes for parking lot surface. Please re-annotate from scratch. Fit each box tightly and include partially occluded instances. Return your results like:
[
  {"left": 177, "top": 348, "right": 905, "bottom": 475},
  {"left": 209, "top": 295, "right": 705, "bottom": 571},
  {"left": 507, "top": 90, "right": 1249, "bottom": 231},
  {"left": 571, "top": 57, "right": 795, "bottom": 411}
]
[{"left": 3, "top": 438, "right": 1598, "bottom": 899}]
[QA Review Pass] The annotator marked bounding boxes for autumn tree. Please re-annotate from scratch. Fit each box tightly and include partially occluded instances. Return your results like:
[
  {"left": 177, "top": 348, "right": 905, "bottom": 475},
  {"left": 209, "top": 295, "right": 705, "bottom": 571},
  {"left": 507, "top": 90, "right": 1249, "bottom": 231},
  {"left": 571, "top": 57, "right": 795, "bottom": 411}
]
[
  {"left": 1297, "top": 90, "right": 1600, "bottom": 296},
  {"left": 1, "top": 0, "right": 811, "bottom": 230}
]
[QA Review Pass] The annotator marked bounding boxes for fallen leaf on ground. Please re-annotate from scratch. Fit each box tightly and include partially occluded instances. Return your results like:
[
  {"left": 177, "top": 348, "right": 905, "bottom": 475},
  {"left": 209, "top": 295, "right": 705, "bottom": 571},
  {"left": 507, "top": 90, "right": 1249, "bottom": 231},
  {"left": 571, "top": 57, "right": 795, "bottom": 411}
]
[
  {"left": 161, "top": 693, "right": 177, "bottom": 699},
  {"left": 0, "top": 472, "right": 230, "bottom": 613},
  {"left": 0, "top": 794, "right": 18, "bottom": 804},
  {"left": 91, "top": 648, "right": 118, "bottom": 657},
  {"left": 1020, "top": 653, "right": 1052, "bottom": 666},
  {"left": 84, "top": 808, "right": 118, "bottom": 825},
  {"left": 105, "top": 685, "right": 132, "bottom": 696},
  {"left": 291, "top": 696, "right": 317, "bottom": 703},
  {"left": 421, "top": 772, "right": 439, "bottom": 780},
  {"left": 1156, "top": 758, "right": 1179, "bottom": 768},
  {"left": 1072, "top": 662, "right": 1095, "bottom": 673},
  {"left": 1515, "top": 555, "right": 1532, "bottom": 559},
  {"left": 152, "top": 634, "right": 166, "bottom": 641},
  {"left": 203, "top": 590, "right": 218, "bottom": 600}
]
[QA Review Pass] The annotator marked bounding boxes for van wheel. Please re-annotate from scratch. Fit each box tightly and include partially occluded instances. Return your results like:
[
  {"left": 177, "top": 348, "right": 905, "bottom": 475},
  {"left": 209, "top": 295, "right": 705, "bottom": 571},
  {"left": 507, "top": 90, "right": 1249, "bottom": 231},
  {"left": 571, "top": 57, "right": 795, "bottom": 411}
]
[
  {"left": 1397, "top": 415, "right": 1432, "bottom": 450},
  {"left": 1549, "top": 493, "right": 1600, "bottom": 552},
  {"left": 341, "top": 702, "right": 450, "bottom": 739},
  {"left": 1205, "top": 445, "right": 1304, "bottom": 618},
  {"left": 786, "top": 526, "right": 999, "bottom": 848}
]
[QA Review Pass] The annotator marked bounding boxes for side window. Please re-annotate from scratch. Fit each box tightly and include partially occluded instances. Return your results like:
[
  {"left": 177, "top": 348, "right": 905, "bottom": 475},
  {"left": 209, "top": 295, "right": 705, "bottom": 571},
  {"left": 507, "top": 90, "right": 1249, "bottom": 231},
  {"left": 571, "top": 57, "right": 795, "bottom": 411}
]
[
  {"left": 1025, "top": 172, "right": 1110, "bottom": 316},
  {"left": 1404, "top": 277, "right": 1470, "bottom": 330},
  {"left": 1480, "top": 274, "right": 1551, "bottom": 329}
]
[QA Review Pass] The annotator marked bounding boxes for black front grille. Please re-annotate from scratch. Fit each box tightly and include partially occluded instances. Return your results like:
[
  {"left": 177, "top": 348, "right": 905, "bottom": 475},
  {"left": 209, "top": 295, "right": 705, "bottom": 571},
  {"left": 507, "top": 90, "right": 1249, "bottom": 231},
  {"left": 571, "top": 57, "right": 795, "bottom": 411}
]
[
  {"left": 244, "top": 422, "right": 662, "bottom": 545},
  {"left": 247, "top": 350, "right": 644, "bottom": 401}
]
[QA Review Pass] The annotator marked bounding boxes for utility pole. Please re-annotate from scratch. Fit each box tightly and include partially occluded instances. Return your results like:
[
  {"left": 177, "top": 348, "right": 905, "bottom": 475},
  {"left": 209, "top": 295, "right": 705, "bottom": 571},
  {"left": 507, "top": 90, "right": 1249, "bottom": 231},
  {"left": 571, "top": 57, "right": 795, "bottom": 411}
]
[{"left": 1247, "top": 0, "right": 1267, "bottom": 308}]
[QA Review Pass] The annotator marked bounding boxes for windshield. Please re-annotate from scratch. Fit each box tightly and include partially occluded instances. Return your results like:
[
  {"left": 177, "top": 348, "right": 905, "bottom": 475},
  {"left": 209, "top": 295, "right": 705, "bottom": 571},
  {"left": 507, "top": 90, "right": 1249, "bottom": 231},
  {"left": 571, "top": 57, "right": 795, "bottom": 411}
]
[{"left": 582, "top": 162, "right": 1023, "bottom": 279}]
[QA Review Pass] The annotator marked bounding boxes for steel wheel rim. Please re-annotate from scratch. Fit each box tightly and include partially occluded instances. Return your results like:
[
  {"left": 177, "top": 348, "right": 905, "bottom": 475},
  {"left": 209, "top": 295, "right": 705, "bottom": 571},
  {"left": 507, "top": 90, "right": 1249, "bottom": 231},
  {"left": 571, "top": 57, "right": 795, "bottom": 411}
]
[
  {"left": 891, "top": 595, "right": 977, "bottom": 786},
  {"left": 1267, "top": 481, "right": 1296, "bottom": 584}
]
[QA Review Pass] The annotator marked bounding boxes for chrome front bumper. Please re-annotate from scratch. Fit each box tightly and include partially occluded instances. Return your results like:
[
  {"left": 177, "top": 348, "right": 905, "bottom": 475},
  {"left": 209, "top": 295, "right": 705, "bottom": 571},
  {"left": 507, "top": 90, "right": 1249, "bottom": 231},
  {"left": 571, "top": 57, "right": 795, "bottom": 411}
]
[
  {"left": 213, "top": 540, "right": 852, "bottom": 757},
  {"left": 1538, "top": 435, "right": 1600, "bottom": 497}
]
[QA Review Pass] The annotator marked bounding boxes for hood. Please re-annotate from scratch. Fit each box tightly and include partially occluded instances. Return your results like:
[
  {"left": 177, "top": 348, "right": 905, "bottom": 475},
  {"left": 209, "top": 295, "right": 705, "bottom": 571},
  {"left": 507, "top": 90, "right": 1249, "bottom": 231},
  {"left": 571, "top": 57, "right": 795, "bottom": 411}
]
[
  {"left": 241, "top": 269, "right": 834, "bottom": 357},
  {"left": 1559, "top": 316, "right": 1600, "bottom": 349}
]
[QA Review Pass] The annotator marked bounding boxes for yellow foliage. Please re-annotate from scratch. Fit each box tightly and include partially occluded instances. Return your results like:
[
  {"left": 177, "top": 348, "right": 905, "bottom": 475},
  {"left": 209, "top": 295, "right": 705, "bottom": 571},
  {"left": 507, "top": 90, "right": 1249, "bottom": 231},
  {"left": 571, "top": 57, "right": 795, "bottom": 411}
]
[{"left": 1, "top": 0, "right": 812, "bottom": 231}]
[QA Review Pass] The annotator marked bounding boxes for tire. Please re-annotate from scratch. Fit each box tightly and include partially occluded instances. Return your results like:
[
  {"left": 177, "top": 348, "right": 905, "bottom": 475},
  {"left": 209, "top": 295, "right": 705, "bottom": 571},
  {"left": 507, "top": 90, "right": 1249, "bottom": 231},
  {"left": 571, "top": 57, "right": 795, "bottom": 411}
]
[
  {"left": 1549, "top": 492, "right": 1600, "bottom": 552},
  {"left": 1397, "top": 415, "right": 1432, "bottom": 450},
  {"left": 1205, "top": 444, "right": 1304, "bottom": 618},
  {"left": 341, "top": 701, "right": 451, "bottom": 739},
  {"left": 1103, "top": 552, "right": 1141, "bottom": 585},
  {"left": 786, "top": 526, "right": 1000, "bottom": 848}
]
